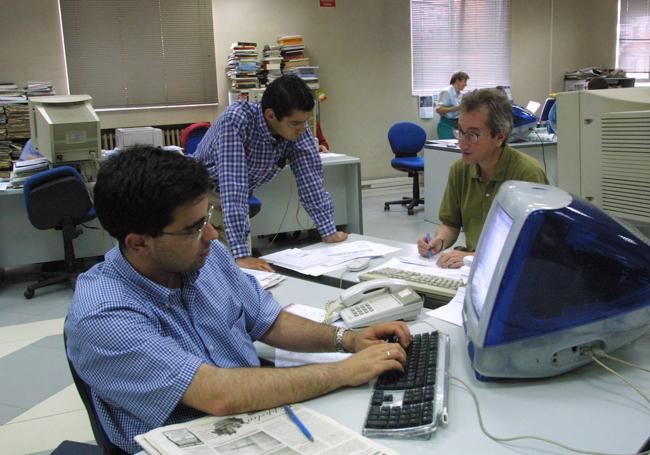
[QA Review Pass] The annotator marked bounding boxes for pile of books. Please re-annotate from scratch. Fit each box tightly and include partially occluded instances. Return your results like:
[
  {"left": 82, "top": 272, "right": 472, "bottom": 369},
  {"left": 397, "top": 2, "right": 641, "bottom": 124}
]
[
  {"left": 0, "top": 104, "right": 30, "bottom": 140},
  {"left": 226, "top": 41, "right": 260, "bottom": 93},
  {"left": 277, "top": 35, "right": 310, "bottom": 72},
  {"left": 0, "top": 83, "right": 27, "bottom": 104},
  {"left": 261, "top": 44, "right": 283, "bottom": 85}
]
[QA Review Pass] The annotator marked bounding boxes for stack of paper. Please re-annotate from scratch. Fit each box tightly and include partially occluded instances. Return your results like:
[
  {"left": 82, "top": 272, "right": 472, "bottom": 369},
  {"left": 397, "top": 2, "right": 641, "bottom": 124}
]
[
  {"left": 0, "top": 103, "right": 30, "bottom": 140},
  {"left": 262, "top": 240, "right": 401, "bottom": 276},
  {"left": 242, "top": 268, "right": 286, "bottom": 289},
  {"left": 10, "top": 157, "right": 50, "bottom": 187},
  {"left": 26, "top": 81, "right": 55, "bottom": 97},
  {"left": 0, "top": 83, "right": 27, "bottom": 104}
]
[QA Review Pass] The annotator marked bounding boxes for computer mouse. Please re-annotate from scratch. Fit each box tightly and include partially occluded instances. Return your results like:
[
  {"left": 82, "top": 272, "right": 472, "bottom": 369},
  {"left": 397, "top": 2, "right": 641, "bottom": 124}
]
[{"left": 346, "top": 258, "right": 370, "bottom": 272}]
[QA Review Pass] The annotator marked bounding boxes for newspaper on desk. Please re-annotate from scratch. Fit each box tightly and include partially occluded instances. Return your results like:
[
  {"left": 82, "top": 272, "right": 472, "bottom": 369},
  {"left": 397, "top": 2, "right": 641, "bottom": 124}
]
[
  {"left": 135, "top": 405, "right": 399, "bottom": 455},
  {"left": 262, "top": 240, "right": 401, "bottom": 276}
]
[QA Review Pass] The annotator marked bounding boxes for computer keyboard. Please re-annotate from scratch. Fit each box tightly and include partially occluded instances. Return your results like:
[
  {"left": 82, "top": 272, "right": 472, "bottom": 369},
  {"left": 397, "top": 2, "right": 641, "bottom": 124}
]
[
  {"left": 358, "top": 267, "right": 461, "bottom": 299},
  {"left": 362, "top": 330, "right": 450, "bottom": 440}
]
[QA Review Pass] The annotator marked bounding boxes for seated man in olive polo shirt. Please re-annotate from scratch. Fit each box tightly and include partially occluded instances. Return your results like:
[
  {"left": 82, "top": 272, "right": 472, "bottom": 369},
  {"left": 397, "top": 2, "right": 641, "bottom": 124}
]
[{"left": 418, "top": 88, "right": 548, "bottom": 268}]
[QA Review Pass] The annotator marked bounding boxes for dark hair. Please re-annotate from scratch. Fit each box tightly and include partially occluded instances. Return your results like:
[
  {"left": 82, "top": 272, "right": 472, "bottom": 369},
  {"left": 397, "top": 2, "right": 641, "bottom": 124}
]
[
  {"left": 261, "top": 74, "right": 314, "bottom": 120},
  {"left": 460, "top": 88, "right": 513, "bottom": 138},
  {"left": 94, "top": 145, "right": 210, "bottom": 244},
  {"left": 450, "top": 71, "right": 469, "bottom": 85}
]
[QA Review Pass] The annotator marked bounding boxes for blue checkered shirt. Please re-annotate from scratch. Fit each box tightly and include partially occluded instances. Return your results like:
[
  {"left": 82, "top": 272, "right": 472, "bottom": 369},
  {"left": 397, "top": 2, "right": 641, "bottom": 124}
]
[
  {"left": 65, "top": 243, "right": 282, "bottom": 454},
  {"left": 193, "top": 102, "right": 336, "bottom": 258}
]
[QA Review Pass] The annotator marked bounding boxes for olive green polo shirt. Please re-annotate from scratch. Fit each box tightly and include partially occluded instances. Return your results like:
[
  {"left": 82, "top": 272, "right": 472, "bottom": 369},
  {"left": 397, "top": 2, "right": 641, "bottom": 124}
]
[{"left": 438, "top": 144, "right": 548, "bottom": 251}]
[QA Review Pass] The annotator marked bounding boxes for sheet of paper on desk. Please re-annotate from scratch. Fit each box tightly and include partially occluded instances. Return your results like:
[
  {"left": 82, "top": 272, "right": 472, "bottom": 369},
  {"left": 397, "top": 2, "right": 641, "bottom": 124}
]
[
  {"left": 242, "top": 268, "right": 286, "bottom": 289},
  {"left": 426, "top": 286, "right": 465, "bottom": 326},
  {"left": 276, "top": 303, "right": 351, "bottom": 367}
]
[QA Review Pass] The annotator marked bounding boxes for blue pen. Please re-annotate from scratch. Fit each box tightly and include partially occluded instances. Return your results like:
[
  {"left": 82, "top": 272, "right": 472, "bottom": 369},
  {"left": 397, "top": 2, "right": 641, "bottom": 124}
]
[
  {"left": 283, "top": 405, "right": 314, "bottom": 442},
  {"left": 425, "top": 232, "right": 433, "bottom": 259}
]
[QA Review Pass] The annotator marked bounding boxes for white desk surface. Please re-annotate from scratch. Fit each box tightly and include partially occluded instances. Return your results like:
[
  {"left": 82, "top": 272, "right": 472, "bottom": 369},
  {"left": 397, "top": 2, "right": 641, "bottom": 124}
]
[{"left": 265, "top": 274, "right": 650, "bottom": 455}]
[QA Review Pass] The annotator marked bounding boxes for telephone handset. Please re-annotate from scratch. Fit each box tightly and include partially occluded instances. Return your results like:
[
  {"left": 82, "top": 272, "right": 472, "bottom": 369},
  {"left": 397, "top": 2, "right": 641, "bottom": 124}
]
[{"left": 339, "top": 279, "right": 423, "bottom": 328}]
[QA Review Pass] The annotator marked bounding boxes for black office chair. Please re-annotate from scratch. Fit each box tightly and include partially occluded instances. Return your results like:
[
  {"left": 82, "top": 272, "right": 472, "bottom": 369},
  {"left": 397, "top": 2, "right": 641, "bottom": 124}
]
[
  {"left": 22, "top": 166, "right": 96, "bottom": 299},
  {"left": 63, "top": 328, "right": 129, "bottom": 455},
  {"left": 384, "top": 122, "right": 426, "bottom": 215}
]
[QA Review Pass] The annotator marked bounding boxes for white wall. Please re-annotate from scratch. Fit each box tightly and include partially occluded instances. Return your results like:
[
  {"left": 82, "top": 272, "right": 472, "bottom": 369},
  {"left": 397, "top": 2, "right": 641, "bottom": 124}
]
[{"left": 0, "top": 0, "right": 618, "bottom": 180}]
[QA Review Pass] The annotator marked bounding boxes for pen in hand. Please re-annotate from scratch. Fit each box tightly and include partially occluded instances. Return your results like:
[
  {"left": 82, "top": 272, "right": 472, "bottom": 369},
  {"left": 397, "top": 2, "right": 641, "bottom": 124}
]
[
  {"left": 283, "top": 405, "right": 314, "bottom": 442},
  {"left": 425, "top": 232, "right": 433, "bottom": 259}
]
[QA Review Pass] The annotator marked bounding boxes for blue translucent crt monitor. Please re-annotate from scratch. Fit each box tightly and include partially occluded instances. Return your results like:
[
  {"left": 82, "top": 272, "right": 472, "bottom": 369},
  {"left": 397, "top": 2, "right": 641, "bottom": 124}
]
[{"left": 463, "top": 181, "right": 650, "bottom": 381}]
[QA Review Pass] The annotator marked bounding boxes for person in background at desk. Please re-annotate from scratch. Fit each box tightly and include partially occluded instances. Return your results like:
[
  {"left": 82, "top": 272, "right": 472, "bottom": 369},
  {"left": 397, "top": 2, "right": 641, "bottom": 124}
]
[
  {"left": 419, "top": 88, "right": 548, "bottom": 268},
  {"left": 193, "top": 75, "right": 347, "bottom": 272},
  {"left": 65, "top": 146, "right": 410, "bottom": 454},
  {"left": 436, "top": 71, "right": 469, "bottom": 139},
  {"left": 18, "top": 139, "right": 44, "bottom": 161}
]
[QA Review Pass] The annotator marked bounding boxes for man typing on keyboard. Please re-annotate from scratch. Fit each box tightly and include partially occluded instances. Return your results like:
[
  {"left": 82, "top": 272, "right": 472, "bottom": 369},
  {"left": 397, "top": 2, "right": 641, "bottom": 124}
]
[{"left": 65, "top": 146, "right": 411, "bottom": 454}]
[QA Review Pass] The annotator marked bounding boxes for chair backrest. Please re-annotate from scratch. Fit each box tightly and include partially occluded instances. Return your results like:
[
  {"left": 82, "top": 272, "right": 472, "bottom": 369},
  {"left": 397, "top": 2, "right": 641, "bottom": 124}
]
[
  {"left": 23, "top": 166, "right": 93, "bottom": 230},
  {"left": 63, "top": 329, "right": 128, "bottom": 455},
  {"left": 387, "top": 122, "right": 427, "bottom": 157},
  {"left": 180, "top": 122, "right": 211, "bottom": 155}
]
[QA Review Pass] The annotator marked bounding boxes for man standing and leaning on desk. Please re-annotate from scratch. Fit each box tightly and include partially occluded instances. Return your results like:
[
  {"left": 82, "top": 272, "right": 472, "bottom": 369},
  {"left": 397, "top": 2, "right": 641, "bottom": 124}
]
[
  {"left": 193, "top": 75, "right": 347, "bottom": 272},
  {"left": 65, "top": 146, "right": 410, "bottom": 454},
  {"left": 419, "top": 88, "right": 548, "bottom": 267}
]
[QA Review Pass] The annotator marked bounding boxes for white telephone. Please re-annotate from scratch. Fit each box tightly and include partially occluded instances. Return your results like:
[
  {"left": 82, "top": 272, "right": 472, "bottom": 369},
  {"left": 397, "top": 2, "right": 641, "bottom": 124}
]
[{"left": 339, "top": 279, "right": 423, "bottom": 328}]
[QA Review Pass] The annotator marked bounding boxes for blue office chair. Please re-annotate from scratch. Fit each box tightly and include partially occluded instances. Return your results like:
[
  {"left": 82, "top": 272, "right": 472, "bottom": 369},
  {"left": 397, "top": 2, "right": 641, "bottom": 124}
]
[
  {"left": 22, "top": 166, "right": 96, "bottom": 299},
  {"left": 180, "top": 122, "right": 212, "bottom": 156},
  {"left": 63, "top": 326, "right": 129, "bottom": 455},
  {"left": 384, "top": 122, "right": 426, "bottom": 215}
]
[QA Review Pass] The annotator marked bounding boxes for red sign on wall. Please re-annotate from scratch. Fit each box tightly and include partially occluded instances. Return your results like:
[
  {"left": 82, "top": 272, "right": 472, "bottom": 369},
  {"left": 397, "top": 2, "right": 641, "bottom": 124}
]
[{"left": 320, "top": 0, "right": 335, "bottom": 7}]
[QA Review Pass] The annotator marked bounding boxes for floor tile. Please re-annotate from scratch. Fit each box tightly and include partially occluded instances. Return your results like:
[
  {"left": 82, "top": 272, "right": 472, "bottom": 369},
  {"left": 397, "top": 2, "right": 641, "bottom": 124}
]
[
  {"left": 0, "top": 409, "right": 94, "bottom": 455},
  {"left": 0, "top": 335, "right": 72, "bottom": 414}
]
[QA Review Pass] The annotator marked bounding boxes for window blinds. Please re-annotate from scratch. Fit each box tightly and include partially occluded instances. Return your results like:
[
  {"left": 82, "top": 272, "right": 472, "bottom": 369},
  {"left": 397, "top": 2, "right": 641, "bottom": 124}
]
[
  {"left": 60, "top": 0, "right": 218, "bottom": 109},
  {"left": 618, "top": 0, "right": 650, "bottom": 81},
  {"left": 411, "top": 0, "right": 511, "bottom": 96}
]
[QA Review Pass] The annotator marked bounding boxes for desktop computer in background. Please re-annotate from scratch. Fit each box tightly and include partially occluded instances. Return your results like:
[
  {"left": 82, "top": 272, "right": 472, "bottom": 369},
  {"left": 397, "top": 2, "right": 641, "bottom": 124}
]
[
  {"left": 463, "top": 181, "right": 650, "bottom": 381},
  {"left": 29, "top": 94, "right": 101, "bottom": 181}
]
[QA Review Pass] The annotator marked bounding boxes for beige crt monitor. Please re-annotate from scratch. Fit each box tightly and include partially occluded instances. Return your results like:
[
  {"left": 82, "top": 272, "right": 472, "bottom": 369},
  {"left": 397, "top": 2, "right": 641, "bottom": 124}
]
[{"left": 29, "top": 95, "right": 101, "bottom": 163}]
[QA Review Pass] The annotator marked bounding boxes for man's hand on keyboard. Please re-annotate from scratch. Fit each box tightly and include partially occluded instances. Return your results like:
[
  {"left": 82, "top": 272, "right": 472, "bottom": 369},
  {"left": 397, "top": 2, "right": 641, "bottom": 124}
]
[
  {"left": 347, "top": 321, "right": 412, "bottom": 353},
  {"left": 340, "top": 342, "right": 407, "bottom": 387},
  {"left": 436, "top": 250, "right": 473, "bottom": 269}
]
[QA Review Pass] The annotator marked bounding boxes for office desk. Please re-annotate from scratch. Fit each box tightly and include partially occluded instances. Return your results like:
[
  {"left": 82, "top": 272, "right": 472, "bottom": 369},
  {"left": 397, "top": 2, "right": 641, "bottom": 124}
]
[
  {"left": 307, "top": 315, "right": 650, "bottom": 454},
  {"left": 264, "top": 276, "right": 650, "bottom": 454},
  {"left": 423, "top": 140, "right": 557, "bottom": 224},
  {"left": 250, "top": 155, "right": 363, "bottom": 237},
  {"left": 0, "top": 188, "right": 115, "bottom": 269}
]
